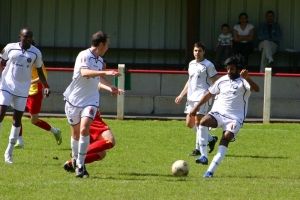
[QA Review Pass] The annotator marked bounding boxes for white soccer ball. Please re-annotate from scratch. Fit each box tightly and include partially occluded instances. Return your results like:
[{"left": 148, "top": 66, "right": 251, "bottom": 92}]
[{"left": 171, "top": 160, "right": 189, "bottom": 176}]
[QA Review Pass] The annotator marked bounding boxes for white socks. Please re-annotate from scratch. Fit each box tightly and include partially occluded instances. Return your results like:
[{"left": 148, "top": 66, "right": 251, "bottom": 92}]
[
  {"left": 5, "top": 125, "right": 21, "bottom": 156},
  {"left": 198, "top": 125, "right": 208, "bottom": 158},
  {"left": 77, "top": 135, "right": 90, "bottom": 168},
  {"left": 71, "top": 137, "right": 79, "bottom": 159},
  {"left": 207, "top": 145, "right": 228, "bottom": 173},
  {"left": 207, "top": 134, "right": 213, "bottom": 142},
  {"left": 194, "top": 126, "right": 200, "bottom": 150}
]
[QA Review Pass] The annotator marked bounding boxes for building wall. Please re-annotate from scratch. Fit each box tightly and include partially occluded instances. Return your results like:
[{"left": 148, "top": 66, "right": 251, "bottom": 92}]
[
  {"left": 0, "top": 0, "right": 299, "bottom": 68},
  {"left": 0, "top": 0, "right": 186, "bottom": 66}
]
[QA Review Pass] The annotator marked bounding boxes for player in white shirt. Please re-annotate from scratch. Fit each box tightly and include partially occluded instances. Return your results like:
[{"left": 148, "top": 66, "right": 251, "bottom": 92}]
[
  {"left": 0, "top": 28, "right": 50, "bottom": 164},
  {"left": 63, "top": 31, "right": 119, "bottom": 178},
  {"left": 175, "top": 42, "right": 218, "bottom": 164},
  {"left": 190, "top": 56, "right": 259, "bottom": 178}
]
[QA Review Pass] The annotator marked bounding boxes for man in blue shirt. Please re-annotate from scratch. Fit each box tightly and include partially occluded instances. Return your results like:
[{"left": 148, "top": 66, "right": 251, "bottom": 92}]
[{"left": 258, "top": 10, "right": 282, "bottom": 72}]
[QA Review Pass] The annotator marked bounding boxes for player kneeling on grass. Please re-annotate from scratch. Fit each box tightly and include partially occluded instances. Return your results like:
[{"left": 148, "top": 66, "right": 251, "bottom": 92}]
[
  {"left": 63, "top": 111, "right": 115, "bottom": 172},
  {"left": 190, "top": 55, "right": 259, "bottom": 178}
]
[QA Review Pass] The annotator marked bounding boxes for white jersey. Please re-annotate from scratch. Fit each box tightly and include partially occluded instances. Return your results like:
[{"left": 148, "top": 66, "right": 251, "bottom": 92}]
[
  {"left": 187, "top": 59, "right": 217, "bottom": 101},
  {"left": 63, "top": 49, "right": 103, "bottom": 107},
  {"left": 233, "top": 23, "right": 254, "bottom": 43},
  {"left": 209, "top": 75, "right": 251, "bottom": 123},
  {"left": 0, "top": 42, "right": 43, "bottom": 97}
]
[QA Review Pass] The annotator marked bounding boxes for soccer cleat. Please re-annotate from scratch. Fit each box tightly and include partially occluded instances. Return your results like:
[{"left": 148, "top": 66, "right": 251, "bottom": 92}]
[
  {"left": 208, "top": 136, "right": 218, "bottom": 153},
  {"left": 14, "top": 137, "right": 24, "bottom": 149},
  {"left": 195, "top": 155, "right": 208, "bottom": 165},
  {"left": 4, "top": 153, "right": 13, "bottom": 164},
  {"left": 52, "top": 128, "right": 62, "bottom": 145},
  {"left": 63, "top": 159, "right": 76, "bottom": 172},
  {"left": 203, "top": 171, "right": 214, "bottom": 178},
  {"left": 14, "top": 142, "right": 24, "bottom": 149},
  {"left": 75, "top": 165, "right": 89, "bottom": 178},
  {"left": 189, "top": 149, "right": 201, "bottom": 156}
]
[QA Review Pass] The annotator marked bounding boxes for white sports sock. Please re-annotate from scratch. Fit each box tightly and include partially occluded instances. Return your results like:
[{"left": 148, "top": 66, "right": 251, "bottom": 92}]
[
  {"left": 77, "top": 135, "right": 90, "bottom": 168},
  {"left": 5, "top": 125, "right": 21, "bottom": 156},
  {"left": 50, "top": 127, "right": 57, "bottom": 134},
  {"left": 17, "top": 136, "right": 24, "bottom": 144},
  {"left": 207, "top": 134, "right": 213, "bottom": 142},
  {"left": 71, "top": 137, "right": 79, "bottom": 159},
  {"left": 198, "top": 125, "right": 208, "bottom": 157},
  {"left": 194, "top": 126, "right": 200, "bottom": 150},
  {"left": 207, "top": 145, "right": 228, "bottom": 173}
]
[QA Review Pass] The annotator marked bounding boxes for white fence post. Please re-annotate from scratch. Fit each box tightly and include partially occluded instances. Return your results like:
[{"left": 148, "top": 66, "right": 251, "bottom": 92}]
[
  {"left": 263, "top": 67, "right": 272, "bottom": 123},
  {"left": 117, "top": 64, "right": 125, "bottom": 120}
]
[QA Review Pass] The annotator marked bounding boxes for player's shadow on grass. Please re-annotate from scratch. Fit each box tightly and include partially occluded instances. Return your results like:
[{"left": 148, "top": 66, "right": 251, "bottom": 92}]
[
  {"left": 91, "top": 172, "right": 190, "bottom": 182},
  {"left": 226, "top": 154, "right": 288, "bottom": 159}
]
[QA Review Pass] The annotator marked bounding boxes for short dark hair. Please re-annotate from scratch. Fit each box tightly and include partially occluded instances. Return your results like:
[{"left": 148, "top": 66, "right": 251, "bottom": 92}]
[
  {"left": 193, "top": 42, "right": 206, "bottom": 52},
  {"left": 224, "top": 55, "right": 243, "bottom": 69},
  {"left": 221, "top": 23, "right": 230, "bottom": 29},
  {"left": 91, "top": 31, "right": 108, "bottom": 47},
  {"left": 238, "top": 12, "right": 249, "bottom": 23},
  {"left": 266, "top": 10, "right": 274, "bottom": 16}
]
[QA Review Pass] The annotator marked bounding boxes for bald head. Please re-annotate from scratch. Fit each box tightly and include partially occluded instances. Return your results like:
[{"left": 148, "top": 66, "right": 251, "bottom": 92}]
[{"left": 19, "top": 27, "right": 33, "bottom": 50}]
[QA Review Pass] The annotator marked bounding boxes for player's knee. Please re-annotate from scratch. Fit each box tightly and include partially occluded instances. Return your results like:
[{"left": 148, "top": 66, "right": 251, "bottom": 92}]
[
  {"left": 186, "top": 123, "right": 194, "bottom": 128},
  {"left": 220, "top": 131, "right": 234, "bottom": 146},
  {"left": 102, "top": 130, "right": 116, "bottom": 147},
  {"left": 30, "top": 117, "right": 39, "bottom": 124},
  {"left": 97, "top": 151, "right": 106, "bottom": 160}
]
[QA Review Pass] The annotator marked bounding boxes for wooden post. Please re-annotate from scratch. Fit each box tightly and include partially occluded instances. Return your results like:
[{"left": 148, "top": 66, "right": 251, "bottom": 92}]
[
  {"left": 117, "top": 64, "right": 125, "bottom": 120},
  {"left": 263, "top": 68, "right": 272, "bottom": 123}
]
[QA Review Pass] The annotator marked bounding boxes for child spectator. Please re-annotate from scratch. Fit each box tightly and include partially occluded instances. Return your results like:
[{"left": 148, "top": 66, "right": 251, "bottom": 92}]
[{"left": 215, "top": 24, "right": 233, "bottom": 69}]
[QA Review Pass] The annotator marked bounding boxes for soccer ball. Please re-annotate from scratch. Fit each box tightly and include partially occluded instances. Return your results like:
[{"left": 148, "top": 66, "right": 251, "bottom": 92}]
[{"left": 171, "top": 160, "right": 189, "bottom": 176}]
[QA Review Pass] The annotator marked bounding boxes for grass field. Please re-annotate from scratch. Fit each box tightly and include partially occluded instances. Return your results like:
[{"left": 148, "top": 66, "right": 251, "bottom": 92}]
[{"left": 0, "top": 117, "right": 299, "bottom": 200}]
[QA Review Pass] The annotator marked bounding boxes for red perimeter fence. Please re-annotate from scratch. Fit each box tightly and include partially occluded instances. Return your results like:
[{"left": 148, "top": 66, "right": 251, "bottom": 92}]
[{"left": 47, "top": 67, "right": 300, "bottom": 77}]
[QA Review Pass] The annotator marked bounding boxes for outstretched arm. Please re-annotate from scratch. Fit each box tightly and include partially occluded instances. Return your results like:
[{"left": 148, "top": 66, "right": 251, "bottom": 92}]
[
  {"left": 98, "top": 78, "right": 124, "bottom": 96},
  {"left": 81, "top": 68, "right": 120, "bottom": 78},
  {"left": 189, "top": 91, "right": 213, "bottom": 116}
]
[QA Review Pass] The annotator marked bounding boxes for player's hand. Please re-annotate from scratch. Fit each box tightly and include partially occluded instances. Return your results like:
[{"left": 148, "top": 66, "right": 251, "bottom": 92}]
[
  {"left": 43, "top": 87, "right": 51, "bottom": 98},
  {"left": 111, "top": 87, "right": 125, "bottom": 96},
  {"left": 175, "top": 95, "right": 183, "bottom": 104},
  {"left": 105, "top": 70, "right": 120, "bottom": 76},
  {"left": 240, "top": 69, "right": 249, "bottom": 79}
]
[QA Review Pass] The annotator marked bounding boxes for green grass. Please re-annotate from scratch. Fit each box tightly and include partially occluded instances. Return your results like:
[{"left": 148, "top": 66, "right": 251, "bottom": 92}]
[{"left": 0, "top": 117, "right": 299, "bottom": 200}]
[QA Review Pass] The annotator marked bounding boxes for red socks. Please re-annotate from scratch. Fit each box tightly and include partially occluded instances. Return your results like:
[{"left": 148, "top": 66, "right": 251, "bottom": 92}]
[
  {"left": 85, "top": 153, "right": 101, "bottom": 164},
  {"left": 33, "top": 119, "right": 51, "bottom": 131},
  {"left": 87, "top": 140, "right": 113, "bottom": 154}
]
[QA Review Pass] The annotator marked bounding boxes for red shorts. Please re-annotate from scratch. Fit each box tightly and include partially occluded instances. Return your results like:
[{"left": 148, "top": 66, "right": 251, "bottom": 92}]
[
  {"left": 89, "top": 112, "right": 110, "bottom": 143},
  {"left": 25, "top": 88, "right": 43, "bottom": 115}
]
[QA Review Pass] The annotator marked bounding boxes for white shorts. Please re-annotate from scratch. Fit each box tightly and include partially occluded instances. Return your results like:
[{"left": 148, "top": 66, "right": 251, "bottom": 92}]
[
  {"left": 0, "top": 90, "right": 27, "bottom": 111},
  {"left": 65, "top": 102, "right": 98, "bottom": 125},
  {"left": 184, "top": 100, "right": 210, "bottom": 115},
  {"left": 208, "top": 111, "right": 243, "bottom": 137}
]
